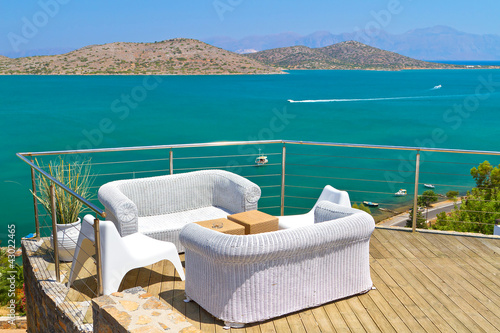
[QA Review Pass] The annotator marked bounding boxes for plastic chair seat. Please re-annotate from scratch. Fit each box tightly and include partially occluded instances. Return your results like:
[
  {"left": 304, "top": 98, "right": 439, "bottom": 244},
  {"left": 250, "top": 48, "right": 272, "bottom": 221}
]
[{"left": 68, "top": 215, "right": 185, "bottom": 295}]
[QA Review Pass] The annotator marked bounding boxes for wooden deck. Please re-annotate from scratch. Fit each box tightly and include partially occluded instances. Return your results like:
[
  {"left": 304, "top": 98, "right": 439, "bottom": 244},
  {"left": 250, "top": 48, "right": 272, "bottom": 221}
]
[{"left": 108, "top": 228, "right": 499, "bottom": 332}]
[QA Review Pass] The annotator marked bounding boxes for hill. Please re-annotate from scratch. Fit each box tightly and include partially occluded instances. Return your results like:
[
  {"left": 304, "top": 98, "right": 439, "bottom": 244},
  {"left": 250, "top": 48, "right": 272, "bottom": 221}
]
[
  {"left": 0, "top": 38, "right": 282, "bottom": 75},
  {"left": 206, "top": 26, "right": 500, "bottom": 61},
  {"left": 245, "top": 41, "right": 463, "bottom": 70}
]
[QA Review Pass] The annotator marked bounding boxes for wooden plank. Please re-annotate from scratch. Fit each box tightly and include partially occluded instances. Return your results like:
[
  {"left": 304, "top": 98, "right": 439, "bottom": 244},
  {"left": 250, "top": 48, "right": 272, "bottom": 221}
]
[
  {"left": 242, "top": 323, "right": 261, "bottom": 333},
  {"left": 258, "top": 320, "right": 277, "bottom": 333},
  {"left": 429, "top": 233, "right": 477, "bottom": 258},
  {"left": 158, "top": 256, "right": 176, "bottom": 310},
  {"left": 425, "top": 256, "right": 498, "bottom": 331},
  {"left": 136, "top": 265, "right": 154, "bottom": 290},
  {"left": 335, "top": 300, "right": 366, "bottom": 332},
  {"left": 396, "top": 231, "right": 438, "bottom": 259},
  {"left": 322, "top": 302, "right": 349, "bottom": 333},
  {"left": 269, "top": 316, "right": 291, "bottom": 333},
  {"left": 453, "top": 236, "right": 496, "bottom": 258},
  {"left": 284, "top": 313, "right": 306, "bottom": 333},
  {"left": 378, "top": 229, "right": 422, "bottom": 259},
  {"left": 369, "top": 265, "right": 424, "bottom": 332},
  {"left": 369, "top": 233, "right": 392, "bottom": 259},
  {"left": 371, "top": 261, "right": 438, "bottom": 332},
  {"left": 345, "top": 297, "right": 381, "bottom": 332},
  {"left": 309, "top": 307, "right": 335, "bottom": 333},
  {"left": 477, "top": 237, "right": 500, "bottom": 255},
  {"left": 369, "top": 243, "right": 385, "bottom": 259},
  {"left": 172, "top": 259, "right": 187, "bottom": 319},
  {"left": 298, "top": 310, "right": 320, "bottom": 333},
  {"left": 371, "top": 231, "right": 404, "bottom": 259},
  {"left": 365, "top": 287, "right": 411, "bottom": 333},
  {"left": 120, "top": 267, "right": 140, "bottom": 291},
  {"left": 453, "top": 256, "right": 500, "bottom": 296},
  {"left": 198, "top": 307, "right": 216, "bottom": 333},
  {"left": 409, "top": 232, "right": 448, "bottom": 258},
  {"left": 356, "top": 293, "right": 396, "bottom": 333},
  {"left": 418, "top": 233, "right": 459, "bottom": 257},
  {"left": 146, "top": 260, "right": 164, "bottom": 296},
  {"left": 409, "top": 257, "right": 484, "bottom": 332},
  {"left": 437, "top": 257, "right": 500, "bottom": 329}
]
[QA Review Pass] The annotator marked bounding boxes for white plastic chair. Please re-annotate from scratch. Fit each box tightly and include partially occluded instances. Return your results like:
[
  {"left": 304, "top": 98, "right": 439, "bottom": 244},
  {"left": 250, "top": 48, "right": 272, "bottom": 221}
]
[
  {"left": 278, "top": 185, "right": 351, "bottom": 229},
  {"left": 68, "top": 214, "right": 185, "bottom": 295}
]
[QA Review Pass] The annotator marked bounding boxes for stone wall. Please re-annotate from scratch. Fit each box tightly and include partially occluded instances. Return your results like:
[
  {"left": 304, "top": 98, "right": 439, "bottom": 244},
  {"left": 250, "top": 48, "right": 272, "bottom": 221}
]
[
  {"left": 22, "top": 238, "right": 92, "bottom": 333},
  {"left": 22, "top": 238, "right": 201, "bottom": 333}
]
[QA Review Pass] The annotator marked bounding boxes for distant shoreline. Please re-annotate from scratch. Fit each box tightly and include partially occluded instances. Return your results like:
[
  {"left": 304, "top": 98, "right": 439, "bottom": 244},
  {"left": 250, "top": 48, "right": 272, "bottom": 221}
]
[{"left": 1, "top": 67, "right": 499, "bottom": 76}]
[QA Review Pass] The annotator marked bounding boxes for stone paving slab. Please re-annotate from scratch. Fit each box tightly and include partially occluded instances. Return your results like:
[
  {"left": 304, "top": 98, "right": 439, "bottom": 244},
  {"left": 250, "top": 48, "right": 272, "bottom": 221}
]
[{"left": 93, "top": 287, "right": 201, "bottom": 333}]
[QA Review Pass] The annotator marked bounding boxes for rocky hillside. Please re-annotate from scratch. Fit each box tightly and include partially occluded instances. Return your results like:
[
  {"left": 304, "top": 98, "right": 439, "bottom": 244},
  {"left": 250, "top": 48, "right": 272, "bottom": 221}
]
[
  {"left": 246, "top": 41, "right": 463, "bottom": 70},
  {"left": 0, "top": 38, "right": 283, "bottom": 75}
]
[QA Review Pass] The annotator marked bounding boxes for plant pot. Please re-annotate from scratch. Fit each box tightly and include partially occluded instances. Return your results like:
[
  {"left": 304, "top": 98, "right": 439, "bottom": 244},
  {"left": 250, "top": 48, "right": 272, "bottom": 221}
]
[{"left": 50, "top": 218, "right": 81, "bottom": 262}]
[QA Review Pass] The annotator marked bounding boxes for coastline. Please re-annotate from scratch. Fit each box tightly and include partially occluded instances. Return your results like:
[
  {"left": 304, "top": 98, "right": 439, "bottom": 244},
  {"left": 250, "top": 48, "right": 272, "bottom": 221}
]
[{"left": 2, "top": 67, "right": 500, "bottom": 75}]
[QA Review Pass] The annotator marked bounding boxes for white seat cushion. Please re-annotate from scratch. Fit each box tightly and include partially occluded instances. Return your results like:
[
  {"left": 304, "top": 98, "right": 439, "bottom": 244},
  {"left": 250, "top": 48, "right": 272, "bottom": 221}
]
[{"left": 138, "top": 206, "right": 232, "bottom": 234}]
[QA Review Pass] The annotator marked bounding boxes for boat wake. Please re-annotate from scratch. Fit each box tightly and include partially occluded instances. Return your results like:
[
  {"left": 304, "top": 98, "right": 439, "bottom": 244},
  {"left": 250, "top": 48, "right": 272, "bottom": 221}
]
[
  {"left": 431, "top": 84, "right": 442, "bottom": 90},
  {"left": 288, "top": 95, "right": 439, "bottom": 103}
]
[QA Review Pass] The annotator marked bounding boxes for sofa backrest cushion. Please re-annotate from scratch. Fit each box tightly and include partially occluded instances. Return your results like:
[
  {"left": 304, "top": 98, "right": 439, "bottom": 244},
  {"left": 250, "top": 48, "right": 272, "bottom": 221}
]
[{"left": 117, "top": 172, "right": 218, "bottom": 216}]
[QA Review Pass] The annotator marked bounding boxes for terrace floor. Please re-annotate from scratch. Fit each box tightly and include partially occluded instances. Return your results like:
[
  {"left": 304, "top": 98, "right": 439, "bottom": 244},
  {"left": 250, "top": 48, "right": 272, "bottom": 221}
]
[{"left": 67, "top": 228, "right": 500, "bottom": 332}]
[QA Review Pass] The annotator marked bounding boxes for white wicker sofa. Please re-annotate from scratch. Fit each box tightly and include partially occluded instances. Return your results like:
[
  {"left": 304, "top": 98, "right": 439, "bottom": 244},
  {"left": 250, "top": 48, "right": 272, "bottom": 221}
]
[
  {"left": 179, "top": 201, "right": 375, "bottom": 327},
  {"left": 98, "top": 170, "right": 261, "bottom": 252}
]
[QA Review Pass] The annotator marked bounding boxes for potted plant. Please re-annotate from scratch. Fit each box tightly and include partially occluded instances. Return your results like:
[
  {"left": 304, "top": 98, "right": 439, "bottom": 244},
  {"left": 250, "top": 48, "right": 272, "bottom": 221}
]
[{"left": 32, "top": 157, "right": 94, "bottom": 262}]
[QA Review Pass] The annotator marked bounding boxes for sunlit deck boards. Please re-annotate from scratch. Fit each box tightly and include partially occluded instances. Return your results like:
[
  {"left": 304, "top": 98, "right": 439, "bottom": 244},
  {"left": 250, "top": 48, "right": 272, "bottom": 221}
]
[{"left": 114, "top": 228, "right": 500, "bottom": 332}]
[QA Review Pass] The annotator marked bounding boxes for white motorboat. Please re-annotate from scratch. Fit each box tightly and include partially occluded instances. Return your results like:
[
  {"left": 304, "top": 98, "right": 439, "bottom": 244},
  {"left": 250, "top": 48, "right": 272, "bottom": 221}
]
[
  {"left": 424, "top": 184, "right": 435, "bottom": 189},
  {"left": 395, "top": 189, "right": 407, "bottom": 196},
  {"left": 255, "top": 149, "right": 268, "bottom": 166}
]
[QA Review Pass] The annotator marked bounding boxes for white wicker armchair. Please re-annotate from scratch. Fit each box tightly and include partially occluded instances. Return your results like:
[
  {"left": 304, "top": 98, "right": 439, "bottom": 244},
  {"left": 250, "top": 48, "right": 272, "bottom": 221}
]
[
  {"left": 179, "top": 201, "right": 375, "bottom": 327},
  {"left": 98, "top": 170, "right": 261, "bottom": 252}
]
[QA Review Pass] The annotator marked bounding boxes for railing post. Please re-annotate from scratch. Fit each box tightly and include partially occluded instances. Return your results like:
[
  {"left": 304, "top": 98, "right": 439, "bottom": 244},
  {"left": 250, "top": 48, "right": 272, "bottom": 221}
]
[
  {"left": 412, "top": 150, "right": 421, "bottom": 232},
  {"left": 49, "top": 184, "right": 61, "bottom": 281},
  {"left": 280, "top": 143, "right": 286, "bottom": 216},
  {"left": 169, "top": 148, "right": 173, "bottom": 175},
  {"left": 30, "top": 161, "right": 40, "bottom": 240},
  {"left": 94, "top": 218, "right": 103, "bottom": 296}
]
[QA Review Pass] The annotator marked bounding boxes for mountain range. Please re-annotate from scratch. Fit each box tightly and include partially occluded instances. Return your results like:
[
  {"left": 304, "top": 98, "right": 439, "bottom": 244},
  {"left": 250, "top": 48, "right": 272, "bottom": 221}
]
[
  {"left": 0, "top": 38, "right": 490, "bottom": 75},
  {"left": 205, "top": 26, "right": 500, "bottom": 61}
]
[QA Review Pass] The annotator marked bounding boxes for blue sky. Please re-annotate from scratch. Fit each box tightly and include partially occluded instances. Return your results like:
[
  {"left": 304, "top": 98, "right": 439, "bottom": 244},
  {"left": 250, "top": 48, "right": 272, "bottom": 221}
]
[{"left": 1, "top": 0, "right": 499, "bottom": 56}]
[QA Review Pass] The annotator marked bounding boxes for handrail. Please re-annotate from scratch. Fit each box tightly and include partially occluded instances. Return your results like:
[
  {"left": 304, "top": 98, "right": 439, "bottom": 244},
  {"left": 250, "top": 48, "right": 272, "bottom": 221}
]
[
  {"left": 17, "top": 140, "right": 284, "bottom": 156},
  {"left": 18, "top": 139, "right": 500, "bottom": 157},
  {"left": 16, "top": 153, "right": 106, "bottom": 218}
]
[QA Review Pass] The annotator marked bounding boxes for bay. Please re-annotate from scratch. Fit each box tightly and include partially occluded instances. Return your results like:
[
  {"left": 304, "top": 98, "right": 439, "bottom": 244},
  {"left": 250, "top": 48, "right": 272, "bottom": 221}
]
[{"left": 1, "top": 69, "right": 500, "bottom": 244}]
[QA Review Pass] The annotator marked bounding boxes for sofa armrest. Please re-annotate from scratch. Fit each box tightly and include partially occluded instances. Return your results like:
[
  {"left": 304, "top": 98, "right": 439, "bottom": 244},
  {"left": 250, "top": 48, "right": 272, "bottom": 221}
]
[
  {"left": 313, "top": 200, "right": 364, "bottom": 223},
  {"left": 98, "top": 183, "right": 139, "bottom": 237},
  {"left": 180, "top": 209, "right": 374, "bottom": 264},
  {"left": 213, "top": 171, "right": 261, "bottom": 213}
]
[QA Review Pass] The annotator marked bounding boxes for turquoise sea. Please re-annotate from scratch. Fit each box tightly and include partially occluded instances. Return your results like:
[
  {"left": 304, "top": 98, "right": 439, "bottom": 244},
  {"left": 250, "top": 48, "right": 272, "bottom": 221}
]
[{"left": 1, "top": 69, "right": 500, "bottom": 245}]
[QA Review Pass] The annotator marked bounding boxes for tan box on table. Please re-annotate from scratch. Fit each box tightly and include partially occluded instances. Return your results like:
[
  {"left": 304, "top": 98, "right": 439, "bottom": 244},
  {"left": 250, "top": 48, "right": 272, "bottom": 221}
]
[
  {"left": 227, "top": 210, "right": 279, "bottom": 234},
  {"left": 195, "top": 218, "right": 245, "bottom": 235}
]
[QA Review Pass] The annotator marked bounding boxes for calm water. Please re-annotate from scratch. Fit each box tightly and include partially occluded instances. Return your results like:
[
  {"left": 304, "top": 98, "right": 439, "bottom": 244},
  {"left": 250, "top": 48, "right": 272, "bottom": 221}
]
[{"left": 1, "top": 69, "right": 500, "bottom": 244}]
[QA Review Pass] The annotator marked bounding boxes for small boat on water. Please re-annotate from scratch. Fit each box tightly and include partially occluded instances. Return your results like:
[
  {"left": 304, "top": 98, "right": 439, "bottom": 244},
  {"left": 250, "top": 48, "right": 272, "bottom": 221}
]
[
  {"left": 255, "top": 149, "right": 268, "bottom": 166},
  {"left": 424, "top": 184, "right": 435, "bottom": 189},
  {"left": 395, "top": 189, "right": 407, "bottom": 196},
  {"left": 363, "top": 201, "right": 379, "bottom": 207}
]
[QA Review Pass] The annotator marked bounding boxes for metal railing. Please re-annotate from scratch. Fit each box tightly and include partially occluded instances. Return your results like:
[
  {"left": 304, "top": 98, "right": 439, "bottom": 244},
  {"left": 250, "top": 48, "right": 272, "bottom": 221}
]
[{"left": 17, "top": 139, "right": 500, "bottom": 299}]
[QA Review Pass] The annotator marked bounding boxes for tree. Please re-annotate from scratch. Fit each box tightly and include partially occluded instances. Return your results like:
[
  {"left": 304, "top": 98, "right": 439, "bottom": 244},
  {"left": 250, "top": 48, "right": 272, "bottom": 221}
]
[
  {"left": 418, "top": 190, "right": 438, "bottom": 221},
  {"left": 433, "top": 161, "right": 500, "bottom": 234},
  {"left": 352, "top": 203, "right": 371, "bottom": 214},
  {"left": 406, "top": 208, "right": 427, "bottom": 229},
  {"left": 446, "top": 190, "right": 460, "bottom": 201},
  {"left": 419, "top": 190, "right": 438, "bottom": 207}
]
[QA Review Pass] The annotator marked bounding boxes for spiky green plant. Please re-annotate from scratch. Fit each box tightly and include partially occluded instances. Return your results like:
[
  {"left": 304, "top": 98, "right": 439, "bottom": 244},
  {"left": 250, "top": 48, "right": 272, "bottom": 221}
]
[{"left": 32, "top": 157, "right": 94, "bottom": 224}]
